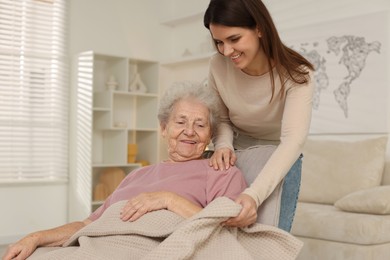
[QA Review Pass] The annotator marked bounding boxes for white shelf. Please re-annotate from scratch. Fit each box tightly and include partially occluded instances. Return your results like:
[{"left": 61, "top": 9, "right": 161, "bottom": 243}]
[
  {"left": 93, "top": 107, "right": 110, "bottom": 112},
  {"left": 112, "top": 90, "right": 158, "bottom": 98},
  {"left": 92, "top": 200, "right": 104, "bottom": 206},
  {"left": 160, "top": 11, "right": 204, "bottom": 27},
  {"left": 161, "top": 51, "right": 216, "bottom": 66},
  {"left": 92, "top": 163, "right": 142, "bottom": 168},
  {"left": 70, "top": 51, "right": 160, "bottom": 220},
  {"left": 132, "top": 127, "right": 158, "bottom": 131}
]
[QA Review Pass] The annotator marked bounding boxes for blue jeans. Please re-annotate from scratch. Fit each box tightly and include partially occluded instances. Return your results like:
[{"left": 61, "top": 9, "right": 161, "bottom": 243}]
[{"left": 278, "top": 154, "right": 303, "bottom": 232}]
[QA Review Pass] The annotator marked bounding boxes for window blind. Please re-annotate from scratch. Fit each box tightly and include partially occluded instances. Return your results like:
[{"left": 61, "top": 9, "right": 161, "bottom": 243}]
[{"left": 0, "top": 0, "right": 68, "bottom": 181}]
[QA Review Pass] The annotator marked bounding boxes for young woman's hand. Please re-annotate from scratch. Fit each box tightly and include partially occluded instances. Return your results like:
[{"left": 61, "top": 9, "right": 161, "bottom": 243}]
[
  {"left": 223, "top": 194, "right": 257, "bottom": 227},
  {"left": 209, "top": 147, "right": 237, "bottom": 170}
]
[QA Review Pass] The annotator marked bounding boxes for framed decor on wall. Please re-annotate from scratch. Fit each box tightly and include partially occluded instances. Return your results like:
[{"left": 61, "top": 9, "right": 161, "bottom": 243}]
[{"left": 281, "top": 11, "right": 388, "bottom": 134}]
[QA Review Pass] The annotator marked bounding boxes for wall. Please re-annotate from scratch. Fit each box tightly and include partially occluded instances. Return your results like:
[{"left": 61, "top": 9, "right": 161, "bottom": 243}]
[
  {"left": 69, "top": 0, "right": 167, "bottom": 59},
  {"left": 0, "top": 182, "right": 68, "bottom": 245},
  {"left": 263, "top": 0, "right": 390, "bottom": 156},
  {"left": 158, "top": 0, "right": 210, "bottom": 61}
]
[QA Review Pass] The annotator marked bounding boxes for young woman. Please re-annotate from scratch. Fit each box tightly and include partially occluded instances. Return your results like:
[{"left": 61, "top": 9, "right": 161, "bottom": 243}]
[{"left": 204, "top": 0, "right": 315, "bottom": 231}]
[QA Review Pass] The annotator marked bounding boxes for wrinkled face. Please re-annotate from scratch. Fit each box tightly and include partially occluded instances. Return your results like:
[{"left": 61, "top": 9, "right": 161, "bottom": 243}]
[
  {"left": 161, "top": 98, "right": 212, "bottom": 162},
  {"left": 210, "top": 23, "right": 262, "bottom": 73}
]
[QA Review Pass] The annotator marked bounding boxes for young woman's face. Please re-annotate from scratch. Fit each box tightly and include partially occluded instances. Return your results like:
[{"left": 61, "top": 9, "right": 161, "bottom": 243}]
[
  {"left": 209, "top": 23, "right": 263, "bottom": 74},
  {"left": 161, "top": 98, "right": 211, "bottom": 162}
]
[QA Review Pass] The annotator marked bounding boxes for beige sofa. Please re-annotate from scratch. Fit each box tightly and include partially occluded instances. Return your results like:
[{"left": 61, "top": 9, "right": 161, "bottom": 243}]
[{"left": 291, "top": 136, "right": 390, "bottom": 260}]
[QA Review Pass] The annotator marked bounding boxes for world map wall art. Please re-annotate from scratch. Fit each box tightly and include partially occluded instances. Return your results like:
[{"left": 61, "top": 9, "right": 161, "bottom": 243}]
[{"left": 281, "top": 11, "right": 388, "bottom": 134}]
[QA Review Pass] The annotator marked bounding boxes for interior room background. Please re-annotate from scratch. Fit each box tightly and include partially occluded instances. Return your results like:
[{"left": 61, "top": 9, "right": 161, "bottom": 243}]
[{"left": 0, "top": 0, "right": 389, "bottom": 246}]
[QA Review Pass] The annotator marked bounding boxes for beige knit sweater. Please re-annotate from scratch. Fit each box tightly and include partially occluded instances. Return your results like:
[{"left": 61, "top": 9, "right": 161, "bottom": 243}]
[{"left": 208, "top": 54, "right": 314, "bottom": 207}]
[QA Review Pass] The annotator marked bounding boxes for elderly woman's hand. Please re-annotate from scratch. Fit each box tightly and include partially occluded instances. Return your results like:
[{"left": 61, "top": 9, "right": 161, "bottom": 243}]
[
  {"left": 209, "top": 147, "right": 237, "bottom": 170},
  {"left": 120, "top": 192, "right": 174, "bottom": 222},
  {"left": 3, "top": 235, "right": 39, "bottom": 260},
  {"left": 223, "top": 194, "right": 257, "bottom": 227}
]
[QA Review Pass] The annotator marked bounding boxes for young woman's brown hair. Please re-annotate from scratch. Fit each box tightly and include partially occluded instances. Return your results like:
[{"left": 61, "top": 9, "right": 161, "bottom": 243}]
[{"left": 204, "top": 0, "right": 314, "bottom": 100}]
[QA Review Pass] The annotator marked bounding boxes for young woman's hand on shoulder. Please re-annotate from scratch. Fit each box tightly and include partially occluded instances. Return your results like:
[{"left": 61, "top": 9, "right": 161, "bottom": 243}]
[{"left": 209, "top": 147, "right": 237, "bottom": 170}]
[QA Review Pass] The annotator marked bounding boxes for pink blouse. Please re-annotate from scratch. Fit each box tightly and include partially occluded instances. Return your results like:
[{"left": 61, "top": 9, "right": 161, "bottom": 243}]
[{"left": 89, "top": 159, "right": 247, "bottom": 221}]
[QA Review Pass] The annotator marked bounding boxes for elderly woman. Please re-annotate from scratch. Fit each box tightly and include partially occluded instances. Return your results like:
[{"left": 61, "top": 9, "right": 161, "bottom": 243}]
[{"left": 3, "top": 82, "right": 247, "bottom": 260}]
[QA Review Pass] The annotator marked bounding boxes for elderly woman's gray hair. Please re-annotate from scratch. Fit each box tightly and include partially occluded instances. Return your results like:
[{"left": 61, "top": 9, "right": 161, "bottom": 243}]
[{"left": 158, "top": 81, "right": 220, "bottom": 136}]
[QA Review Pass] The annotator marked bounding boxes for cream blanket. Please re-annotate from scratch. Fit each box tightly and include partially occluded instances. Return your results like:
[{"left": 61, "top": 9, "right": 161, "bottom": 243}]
[{"left": 29, "top": 197, "right": 303, "bottom": 260}]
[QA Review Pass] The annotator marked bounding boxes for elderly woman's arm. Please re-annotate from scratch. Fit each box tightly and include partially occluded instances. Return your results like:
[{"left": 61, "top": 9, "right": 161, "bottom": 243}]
[
  {"left": 2, "top": 219, "right": 91, "bottom": 260},
  {"left": 120, "top": 191, "right": 202, "bottom": 222}
]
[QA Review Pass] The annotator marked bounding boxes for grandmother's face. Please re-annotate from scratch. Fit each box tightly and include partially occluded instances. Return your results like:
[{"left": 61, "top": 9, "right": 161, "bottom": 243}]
[{"left": 161, "top": 98, "right": 211, "bottom": 162}]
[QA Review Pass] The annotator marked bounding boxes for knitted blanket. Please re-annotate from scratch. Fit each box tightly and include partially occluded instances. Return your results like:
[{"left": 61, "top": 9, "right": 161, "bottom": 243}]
[{"left": 29, "top": 197, "right": 303, "bottom": 260}]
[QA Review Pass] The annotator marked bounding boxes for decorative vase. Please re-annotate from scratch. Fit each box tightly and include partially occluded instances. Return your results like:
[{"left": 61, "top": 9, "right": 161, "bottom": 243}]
[
  {"left": 106, "top": 75, "right": 118, "bottom": 90},
  {"left": 127, "top": 143, "right": 138, "bottom": 163}
]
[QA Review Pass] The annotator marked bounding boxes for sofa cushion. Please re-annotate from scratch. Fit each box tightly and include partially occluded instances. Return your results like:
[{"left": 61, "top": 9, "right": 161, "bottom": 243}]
[
  {"left": 291, "top": 202, "right": 390, "bottom": 245},
  {"left": 297, "top": 236, "right": 390, "bottom": 260},
  {"left": 382, "top": 160, "right": 390, "bottom": 185},
  {"left": 299, "top": 137, "right": 387, "bottom": 204},
  {"left": 335, "top": 186, "right": 390, "bottom": 215}
]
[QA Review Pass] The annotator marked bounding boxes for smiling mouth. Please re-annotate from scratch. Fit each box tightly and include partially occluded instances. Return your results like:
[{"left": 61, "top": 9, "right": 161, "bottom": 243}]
[
  {"left": 231, "top": 52, "right": 242, "bottom": 60},
  {"left": 181, "top": 140, "right": 197, "bottom": 144}
]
